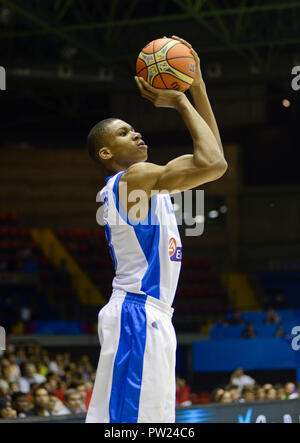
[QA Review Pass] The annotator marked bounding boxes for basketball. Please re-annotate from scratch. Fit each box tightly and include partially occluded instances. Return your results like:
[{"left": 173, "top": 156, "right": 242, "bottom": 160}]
[{"left": 136, "top": 37, "right": 196, "bottom": 92}]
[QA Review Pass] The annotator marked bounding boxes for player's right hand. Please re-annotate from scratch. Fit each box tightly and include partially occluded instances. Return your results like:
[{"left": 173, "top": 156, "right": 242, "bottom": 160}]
[{"left": 134, "top": 76, "right": 185, "bottom": 109}]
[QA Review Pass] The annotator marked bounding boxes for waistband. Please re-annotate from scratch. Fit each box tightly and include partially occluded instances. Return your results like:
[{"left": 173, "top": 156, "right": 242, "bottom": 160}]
[{"left": 110, "top": 289, "right": 174, "bottom": 318}]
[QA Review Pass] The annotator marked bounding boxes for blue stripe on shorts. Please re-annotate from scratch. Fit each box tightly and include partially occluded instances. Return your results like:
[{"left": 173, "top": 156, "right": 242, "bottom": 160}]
[{"left": 109, "top": 292, "right": 147, "bottom": 423}]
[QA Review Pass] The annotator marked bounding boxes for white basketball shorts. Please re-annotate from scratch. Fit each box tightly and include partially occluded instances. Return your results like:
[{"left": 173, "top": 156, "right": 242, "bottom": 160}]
[{"left": 85, "top": 289, "right": 177, "bottom": 423}]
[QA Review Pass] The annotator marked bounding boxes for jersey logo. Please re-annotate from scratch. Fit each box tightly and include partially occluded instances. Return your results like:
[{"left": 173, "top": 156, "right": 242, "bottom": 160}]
[
  {"left": 169, "top": 237, "right": 182, "bottom": 262},
  {"left": 152, "top": 321, "right": 159, "bottom": 329}
]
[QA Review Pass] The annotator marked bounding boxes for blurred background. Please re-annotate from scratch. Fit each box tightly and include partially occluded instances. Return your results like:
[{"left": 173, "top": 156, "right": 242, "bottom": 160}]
[{"left": 1, "top": 0, "right": 300, "bottom": 422}]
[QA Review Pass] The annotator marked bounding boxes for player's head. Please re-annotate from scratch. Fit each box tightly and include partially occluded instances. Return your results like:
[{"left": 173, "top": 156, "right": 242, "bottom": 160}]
[{"left": 87, "top": 118, "right": 148, "bottom": 172}]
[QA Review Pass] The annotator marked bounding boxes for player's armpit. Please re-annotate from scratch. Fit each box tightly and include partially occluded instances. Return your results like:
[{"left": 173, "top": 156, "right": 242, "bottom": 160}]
[{"left": 156, "top": 154, "right": 227, "bottom": 192}]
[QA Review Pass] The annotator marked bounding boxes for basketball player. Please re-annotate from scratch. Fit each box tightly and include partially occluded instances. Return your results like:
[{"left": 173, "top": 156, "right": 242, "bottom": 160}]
[{"left": 85, "top": 36, "right": 227, "bottom": 423}]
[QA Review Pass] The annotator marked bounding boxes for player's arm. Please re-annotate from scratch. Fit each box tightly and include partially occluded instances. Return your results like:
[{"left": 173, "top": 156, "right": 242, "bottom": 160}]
[
  {"left": 172, "top": 35, "right": 223, "bottom": 154},
  {"left": 129, "top": 76, "right": 227, "bottom": 194}
]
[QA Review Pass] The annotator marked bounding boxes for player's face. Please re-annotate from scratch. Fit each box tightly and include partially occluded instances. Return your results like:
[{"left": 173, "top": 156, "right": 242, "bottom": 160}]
[{"left": 106, "top": 119, "right": 148, "bottom": 166}]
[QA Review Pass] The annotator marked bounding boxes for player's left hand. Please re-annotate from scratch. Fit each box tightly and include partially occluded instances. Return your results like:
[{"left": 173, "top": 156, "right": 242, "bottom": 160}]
[
  {"left": 135, "top": 76, "right": 185, "bottom": 109},
  {"left": 171, "top": 35, "right": 203, "bottom": 89}
]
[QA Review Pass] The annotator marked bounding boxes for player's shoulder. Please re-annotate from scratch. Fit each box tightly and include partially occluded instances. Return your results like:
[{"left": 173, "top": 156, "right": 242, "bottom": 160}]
[
  {"left": 122, "top": 161, "right": 163, "bottom": 183},
  {"left": 126, "top": 161, "right": 163, "bottom": 174},
  {"left": 120, "top": 162, "right": 164, "bottom": 194}
]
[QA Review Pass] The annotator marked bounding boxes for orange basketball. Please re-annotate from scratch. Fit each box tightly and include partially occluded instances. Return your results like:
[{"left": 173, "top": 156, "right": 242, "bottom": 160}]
[{"left": 136, "top": 37, "right": 196, "bottom": 92}]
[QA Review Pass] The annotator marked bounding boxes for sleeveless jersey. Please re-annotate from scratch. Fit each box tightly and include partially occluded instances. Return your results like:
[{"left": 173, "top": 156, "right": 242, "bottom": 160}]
[{"left": 99, "top": 170, "right": 182, "bottom": 307}]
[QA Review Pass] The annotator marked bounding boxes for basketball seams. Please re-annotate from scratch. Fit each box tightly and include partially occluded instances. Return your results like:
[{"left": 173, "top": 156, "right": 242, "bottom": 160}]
[
  {"left": 136, "top": 39, "right": 195, "bottom": 91},
  {"left": 153, "top": 38, "right": 177, "bottom": 54},
  {"left": 165, "top": 44, "right": 195, "bottom": 81},
  {"left": 167, "top": 56, "right": 195, "bottom": 62},
  {"left": 164, "top": 62, "right": 196, "bottom": 81},
  {"left": 137, "top": 67, "right": 193, "bottom": 88},
  {"left": 152, "top": 39, "right": 167, "bottom": 89},
  {"left": 159, "top": 72, "right": 191, "bottom": 87},
  {"left": 137, "top": 56, "right": 195, "bottom": 75},
  {"left": 165, "top": 40, "right": 183, "bottom": 60}
]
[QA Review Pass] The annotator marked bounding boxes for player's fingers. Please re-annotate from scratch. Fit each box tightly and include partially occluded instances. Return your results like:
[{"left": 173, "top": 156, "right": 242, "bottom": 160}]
[
  {"left": 190, "top": 47, "right": 200, "bottom": 62},
  {"left": 135, "top": 77, "right": 155, "bottom": 101},
  {"left": 135, "top": 76, "right": 153, "bottom": 95},
  {"left": 138, "top": 77, "right": 157, "bottom": 94},
  {"left": 171, "top": 35, "right": 192, "bottom": 49},
  {"left": 141, "top": 90, "right": 155, "bottom": 101},
  {"left": 134, "top": 76, "right": 144, "bottom": 93}
]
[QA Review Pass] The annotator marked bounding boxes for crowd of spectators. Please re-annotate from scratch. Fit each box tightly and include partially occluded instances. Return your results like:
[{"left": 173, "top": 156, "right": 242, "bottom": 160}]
[
  {"left": 210, "top": 367, "right": 300, "bottom": 404},
  {"left": 0, "top": 343, "right": 95, "bottom": 419},
  {"left": 2, "top": 344, "right": 299, "bottom": 419}
]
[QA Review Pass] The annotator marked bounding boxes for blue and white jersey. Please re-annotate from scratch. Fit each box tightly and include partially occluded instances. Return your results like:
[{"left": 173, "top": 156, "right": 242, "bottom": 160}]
[{"left": 99, "top": 170, "right": 182, "bottom": 307}]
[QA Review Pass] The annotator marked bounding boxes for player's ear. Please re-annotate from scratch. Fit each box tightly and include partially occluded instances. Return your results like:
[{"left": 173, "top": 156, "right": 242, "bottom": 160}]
[{"left": 98, "top": 147, "right": 112, "bottom": 161}]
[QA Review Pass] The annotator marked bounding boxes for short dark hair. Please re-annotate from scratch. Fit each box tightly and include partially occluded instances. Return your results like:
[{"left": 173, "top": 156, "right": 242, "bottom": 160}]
[
  {"left": 87, "top": 118, "right": 118, "bottom": 163},
  {"left": 64, "top": 388, "right": 80, "bottom": 402},
  {"left": 11, "top": 392, "right": 27, "bottom": 403},
  {"left": 32, "top": 386, "right": 49, "bottom": 397}
]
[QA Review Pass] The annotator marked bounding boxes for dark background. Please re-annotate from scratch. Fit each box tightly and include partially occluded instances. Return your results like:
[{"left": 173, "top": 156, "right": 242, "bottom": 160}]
[{"left": 0, "top": 0, "right": 300, "bottom": 186}]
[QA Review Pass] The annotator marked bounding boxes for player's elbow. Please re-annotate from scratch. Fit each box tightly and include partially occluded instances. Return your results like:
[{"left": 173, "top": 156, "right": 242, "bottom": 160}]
[
  {"left": 194, "top": 156, "right": 228, "bottom": 178},
  {"left": 203, "top": 159, "right": 228, "bottom": 182},
  {"left": 214, "top": 159, "right": 228, "bottom": 178}
]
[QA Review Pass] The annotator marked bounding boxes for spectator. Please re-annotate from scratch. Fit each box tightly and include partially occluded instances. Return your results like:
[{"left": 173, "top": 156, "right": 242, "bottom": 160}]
[
  {"left": 264, "top": 308, "right": 280, "bottom": 324},
  {"left": 48, "top": 354, "right": 65, "bottom": 376},
  {"left": 18, "top": 363, "right": 47, "bottom": 394},
  {"left": 0, "top": 396, "right": 17, "bottom": 419},
  {"left": 255, "top": 386, "right": 266, "bottom": 401},
  {"left": 176, "top": 376, "right": 192, "bottom": 406},
  {"left": 219, "top": 391, "right": 232, "bottom": 404},
  {"left": 230, "top": 368, "right": 256, "bottom": 393},
  {"left": 48, "top": 393, "right": 70, "bottom": 416},
  {"left": 32, "top": 357, "right": 48, "bottom": 379},
  {"left": 228, "top": 311, "right": 245, "bottom": 325},
  {"left": 275, "top": 325, "right": 289, "bottom": 339},
  {"left": 227, "top": 386, "right": 240, "bottom": 403},
  {"left": 78, "top": 355, "right": 94, "bottom": 382},
  {"left": 10, "top": 382, "right": 20, "bottom": 394},
  {"left": 240, "top": 387, "right": 255, "bottom": 403},
  {"left": 6, "top": 352, "right": 21, "bottom": 381},
  {"left": 285, "top": 382, "right": 299, "bottom": 399},
  {"left": 11, "top": 392, "right": 31, "bottom": 418},
  {"left": 0, "top": 359, "right": 13, "bottom": 394},
  {"left": 241, "top": 322, "right": 257, "bottom": 339},
  {"left": 210, "top": 388, "right": 224, "bottom": 403},
  {"left": 75, "top": 382, "right": 88, "bottom": 412},
  {"left": 16, "top": 347, "right": 28, "bottom": 366},
  {"left": 28, "top": 386, "right": 51, "bottom": 417},
  {"left": 64, "top": 389, "right": 85, "bottom": 414},
  {"left": 265, "top": 387, "right": 277, "bottom": 400},
  {"left": 44, "top": 372, "right": 59, "bottom": 393},
  {"left": 275, "top": 384, "right": 286, "bottom": 400}
]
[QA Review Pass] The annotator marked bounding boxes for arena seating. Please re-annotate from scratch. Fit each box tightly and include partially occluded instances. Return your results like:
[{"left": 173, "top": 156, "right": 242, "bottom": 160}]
[
  {"left": 55, "top": 228, "right": 115, "bottom": 300},
  {"left": 2, "top": 217, "right": 300, "bottom": 340},
  {"left": 0, "top": 214, "right": 82, "bottom": 332},
  {"left": 173, "top": 256, "right": 232, "bottom": 332},
  {"left": 258, "top": 272, "right": 300, "bottom": 308},
  {"left": 0, "top": 216, "right": 236, "bottom": 334},
  {"left": 53, "top": 228, "right": 233, "bottom": 332},
  {"left": 210, "top": 309, "right": 300, "bottom": 340}
]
